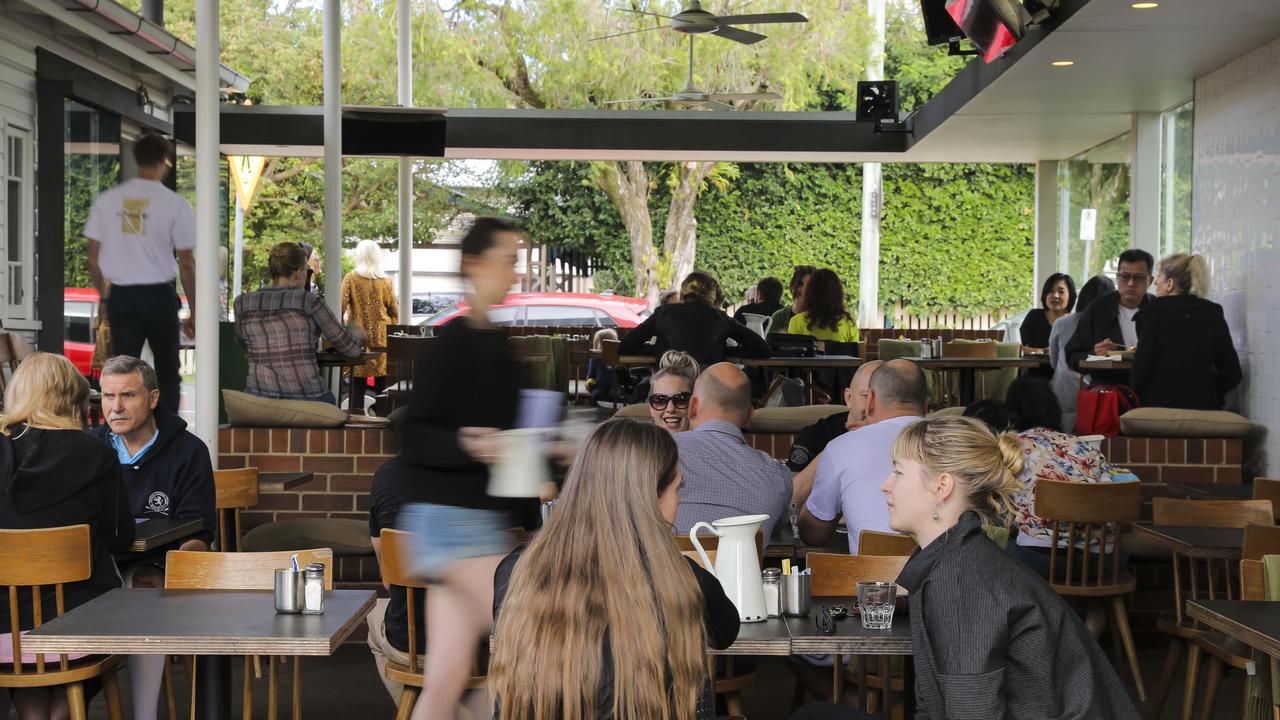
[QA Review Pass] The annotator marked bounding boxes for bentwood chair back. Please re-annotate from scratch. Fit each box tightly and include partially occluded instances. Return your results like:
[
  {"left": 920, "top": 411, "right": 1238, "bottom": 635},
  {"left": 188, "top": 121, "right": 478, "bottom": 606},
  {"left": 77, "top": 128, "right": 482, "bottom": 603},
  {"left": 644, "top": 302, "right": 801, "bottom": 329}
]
[
  {"left": 1145, "top": 498, "right": 1274, "bottom": 720},
  {"left": 940, "top": 341, "right": 998, "bottom": 359},
  {"left": 1253, "top": 478, "right": 1280, "bottom": 523},
  {"left": 1239, "top": 559, "right": 1265, "bottom": 601},
  {"left": 213, "top": 468, "right": 260, "bottom": 552},
  {"left": 1033, "top": 479, "right": 1145, "bottom": 701},
  {"left": 857, "top": 530, "right": 917, "bottom": 557},
  {"left": 0, "top": 525, "right": 126, "bottom": 719},
  {"left": 380, "top": 530, "right": 486, "bottom": 720},
  {"left": 164, "top": 549, "right": 333, "bottom": 720}
]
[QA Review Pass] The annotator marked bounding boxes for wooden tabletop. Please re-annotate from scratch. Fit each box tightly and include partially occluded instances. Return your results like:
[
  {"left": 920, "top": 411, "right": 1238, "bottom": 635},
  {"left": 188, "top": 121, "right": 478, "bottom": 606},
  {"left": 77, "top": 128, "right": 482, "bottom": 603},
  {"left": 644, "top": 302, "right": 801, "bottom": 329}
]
[
  {"left": 1164, "top": 481, "right": 1255, "bottom": 501},
  {"left": 23, "top": 589, "right": 376, "bottom": 656},
  {"left": 785, "top": 599, "right": 913, "bottom": 655},
  {"left": 739, "top": 355, "right": 862, "bottom": 369},
  {"left": 1134, "top": 524, "right": 1244, "bottom": 558},
  {"left": 903, "top": 356, "right": 1049, "bottom": 370},
  {"left": 710, "top": 618, "right": 794, "bottom": 656},
  {"left": 129, "top": 518, "right": 204, "bottom": 553},
  {"left": 259, "top": 472, "right": 314, "bottom": 492},
  {"left": 1078, "top": 359, "right": 1133, "bottom": 371},
  {"left": 1186, "top": 599, "right": 1280, "bottom": 659}
]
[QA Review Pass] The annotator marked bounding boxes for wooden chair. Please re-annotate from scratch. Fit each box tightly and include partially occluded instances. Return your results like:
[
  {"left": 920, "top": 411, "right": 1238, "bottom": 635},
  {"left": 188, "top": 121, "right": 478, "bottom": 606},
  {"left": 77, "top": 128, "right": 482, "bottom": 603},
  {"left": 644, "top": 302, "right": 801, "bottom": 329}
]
[
  {"left": 805, "top": 553, "right": 910, "bottom": 717},
  {"left": 1189, "top": 523, "right": 1280, "bottom": 720},
  {"left": 164, "top": 549, "right": 332, "bottom": 720},
  {"left": 214, "top": 468, "right": 260, "bottom": 552},
  {"left": 379, "top": 530, "right": 486, "bottom": 720},
  {"left": 1254, "top": 478, "right": 1280, "bottom": 523},
  {"left": 857, "top": 530, "right": 917, "bottom": 557},
  {"left": 0, "top": 525, "right": 125, "bottom": 720},
  {"left": 601, "top": 339, "right": 621, "bottom": 366},
  {"left": 1146, "top": 498, "right": 1276, "bottom": 720},
  {"left": 675, "top": 530, "right": 765, "bottom": 561},
  {"left": 1033, "top": 479, "right": 1145, "bottom": 700}
]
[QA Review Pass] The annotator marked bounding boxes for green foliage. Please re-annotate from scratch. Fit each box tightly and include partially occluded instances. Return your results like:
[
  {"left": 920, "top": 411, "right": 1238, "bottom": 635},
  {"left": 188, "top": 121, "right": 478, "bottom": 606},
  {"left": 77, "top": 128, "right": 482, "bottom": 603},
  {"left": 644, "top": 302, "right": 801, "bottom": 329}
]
[{"left": 64, "top": 154, "right": 120, "bottom": 289}]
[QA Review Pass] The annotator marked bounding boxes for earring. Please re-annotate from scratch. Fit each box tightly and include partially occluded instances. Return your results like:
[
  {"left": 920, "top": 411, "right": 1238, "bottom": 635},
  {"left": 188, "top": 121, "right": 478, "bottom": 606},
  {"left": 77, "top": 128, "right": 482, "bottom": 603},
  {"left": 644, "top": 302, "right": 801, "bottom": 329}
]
[{"left": 932, "top": 503, "right": 941, "bottom": 521}]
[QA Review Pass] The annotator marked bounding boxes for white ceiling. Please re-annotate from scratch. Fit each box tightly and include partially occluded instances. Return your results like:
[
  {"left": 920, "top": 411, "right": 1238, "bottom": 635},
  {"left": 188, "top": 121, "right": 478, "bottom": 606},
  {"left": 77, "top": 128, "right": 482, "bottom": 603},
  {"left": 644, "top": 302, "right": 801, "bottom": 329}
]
[{"left": 903, "top": 0, "right": 1280, "bottom": 163}]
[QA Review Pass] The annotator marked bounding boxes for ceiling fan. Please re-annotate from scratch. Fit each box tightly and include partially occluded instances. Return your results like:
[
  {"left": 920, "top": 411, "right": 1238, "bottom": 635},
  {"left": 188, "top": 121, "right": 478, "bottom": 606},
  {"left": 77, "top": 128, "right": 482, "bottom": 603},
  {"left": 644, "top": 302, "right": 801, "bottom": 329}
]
[
  {"left": 592, "top": 0, "right": 808, "bottom": 45},
  {"left": 604, "top": 36, "right": 782, "bottom": 110}
]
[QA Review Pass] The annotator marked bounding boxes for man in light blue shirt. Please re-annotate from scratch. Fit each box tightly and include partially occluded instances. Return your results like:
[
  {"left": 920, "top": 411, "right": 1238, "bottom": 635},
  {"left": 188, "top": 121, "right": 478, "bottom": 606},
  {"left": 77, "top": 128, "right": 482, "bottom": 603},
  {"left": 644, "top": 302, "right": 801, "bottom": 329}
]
[
  {"left": 800, "top": 360, "right": 926, "bottom": 554},
  {"left": 673, "top": 363, "right": 792, "bottom": 542}
]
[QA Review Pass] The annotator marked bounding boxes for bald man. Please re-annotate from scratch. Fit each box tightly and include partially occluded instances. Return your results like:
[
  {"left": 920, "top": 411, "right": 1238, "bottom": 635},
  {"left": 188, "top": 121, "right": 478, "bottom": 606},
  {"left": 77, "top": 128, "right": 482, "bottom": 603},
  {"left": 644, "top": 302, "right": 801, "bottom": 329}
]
[
  {"left": 787, "top": 359, "right": 884, "bottom": 506},
  {"left": 673, "top": 362, "right": 793, "bottom": 542},
  {"left": 799, "top": 359, "right": 927, "bottom": 553}
]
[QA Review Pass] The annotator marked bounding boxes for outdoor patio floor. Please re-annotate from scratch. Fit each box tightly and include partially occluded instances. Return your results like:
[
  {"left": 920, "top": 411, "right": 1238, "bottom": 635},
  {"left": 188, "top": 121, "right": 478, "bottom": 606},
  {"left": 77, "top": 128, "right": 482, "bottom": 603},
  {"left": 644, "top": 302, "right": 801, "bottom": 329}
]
[{"left": 54, "top": 637, "right": 1244, "bottom": 719}]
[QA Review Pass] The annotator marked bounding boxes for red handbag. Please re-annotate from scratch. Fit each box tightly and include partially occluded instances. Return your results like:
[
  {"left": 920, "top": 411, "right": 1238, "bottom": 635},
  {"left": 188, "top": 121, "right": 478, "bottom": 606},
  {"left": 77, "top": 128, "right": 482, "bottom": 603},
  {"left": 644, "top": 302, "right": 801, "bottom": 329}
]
[{"left": 1074, "top": 385, "right": 1140, "bottom": 436}]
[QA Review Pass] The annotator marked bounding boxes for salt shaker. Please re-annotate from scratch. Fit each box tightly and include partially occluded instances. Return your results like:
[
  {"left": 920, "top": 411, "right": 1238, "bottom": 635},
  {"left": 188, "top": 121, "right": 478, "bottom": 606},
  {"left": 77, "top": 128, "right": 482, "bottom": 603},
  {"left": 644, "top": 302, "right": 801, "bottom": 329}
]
[
  {"left": 762, "top": 568, "right": 782, "bottom": 618},
  {"left": 302, "top": 562, "right": 325, "bottom": 615}
]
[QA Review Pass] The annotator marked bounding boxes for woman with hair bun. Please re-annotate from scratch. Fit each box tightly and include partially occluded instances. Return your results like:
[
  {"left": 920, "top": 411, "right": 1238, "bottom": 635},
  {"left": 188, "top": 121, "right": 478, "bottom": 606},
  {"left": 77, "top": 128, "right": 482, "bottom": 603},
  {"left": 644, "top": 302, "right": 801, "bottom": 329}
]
[
  {"left": 618, "top": 271, "right": 769, "bottom": 366},
  {"left": 1131, "top": 253, "right": 1242, "bottom": 409},
  {"left": 879, "top": 416, "right": 1139, "bottom": 720}
]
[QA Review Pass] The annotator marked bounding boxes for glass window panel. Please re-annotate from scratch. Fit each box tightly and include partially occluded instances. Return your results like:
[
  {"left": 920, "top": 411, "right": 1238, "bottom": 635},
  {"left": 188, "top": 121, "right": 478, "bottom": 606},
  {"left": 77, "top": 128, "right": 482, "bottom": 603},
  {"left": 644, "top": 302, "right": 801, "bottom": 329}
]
[
  {"left": 1160, "top": 101, "right": 1193, "bottom": 257},
  {"left": 524, "top": 305, "right": 597, "bottom": 326},
  {"left": 487, "top": 306, "right": 520, "bottom": 325},
  {"left": 1058, "top": 132, "right": 1132, "bottom": 283}
]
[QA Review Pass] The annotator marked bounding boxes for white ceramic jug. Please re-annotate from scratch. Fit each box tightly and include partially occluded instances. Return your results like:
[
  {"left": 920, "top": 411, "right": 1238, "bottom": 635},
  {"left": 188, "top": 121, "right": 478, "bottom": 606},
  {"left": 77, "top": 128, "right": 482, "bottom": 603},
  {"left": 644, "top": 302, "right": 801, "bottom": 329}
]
[
  {"left": 689, "top": 514, "right": 768, "bottom": 623},
  {"left": 740, "top": 313, "right": 772, "bottom": 339}
]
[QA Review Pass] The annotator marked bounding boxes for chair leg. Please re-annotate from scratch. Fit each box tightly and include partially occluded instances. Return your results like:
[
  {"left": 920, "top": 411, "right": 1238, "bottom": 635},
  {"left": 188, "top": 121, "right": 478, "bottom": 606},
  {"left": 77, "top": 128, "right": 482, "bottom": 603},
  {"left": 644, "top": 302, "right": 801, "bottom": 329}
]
[
  {"left": 67, "top": 682, "right": 88, "bottom": 720},
  {"left": 831, "top": 653, "right": 843, "bottom": 703},
  {"left": 268, "top": 655, "right": 279, "bottom": 720},
  {"left": 1147, "top": 637, "right": 1185, "bottom": 720},
  {"left": 163, "top": 658, "right": 178, "bottom": 720},
  {"left": 253, "top": 655, "right": 264, "bottom": 679},
  {"left": 725, "top": 691, "right": 745, "bottom": 717},
  {"left": 292, "top": 657, "right": 302, "bottom": 720},
  {"left": 243, "top": 656, "right": 254, "bottom": 720},
  {"left": 395, "top": 686, "right": 420, "bottom": 720},
  {"left": 103, "top": 669, "right": 125, "bottom": 720},
  {"left": 1197, "top": 657, "right": 1223, "bottom": 720},
  {"left": 1181, "top": 641, "right": 1203, "bottom": 720},
  {"left": 189, "top": 657, "right": 198, "bottom": 720},
  {"left": 1111, "top": 596, "right": 1146, "bottom": 701}
]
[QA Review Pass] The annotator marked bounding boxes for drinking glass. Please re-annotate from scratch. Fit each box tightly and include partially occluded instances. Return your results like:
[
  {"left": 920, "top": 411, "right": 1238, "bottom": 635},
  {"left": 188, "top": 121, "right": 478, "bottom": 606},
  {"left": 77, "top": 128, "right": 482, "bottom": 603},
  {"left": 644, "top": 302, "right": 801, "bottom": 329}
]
[{"left": 857, "top": 581, "right": 897, "bottom": 630}]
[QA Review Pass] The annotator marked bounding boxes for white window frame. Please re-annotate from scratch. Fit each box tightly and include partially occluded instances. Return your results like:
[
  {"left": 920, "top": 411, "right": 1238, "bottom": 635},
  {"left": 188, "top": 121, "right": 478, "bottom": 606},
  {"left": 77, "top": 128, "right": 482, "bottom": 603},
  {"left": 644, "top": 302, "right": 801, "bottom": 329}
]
[{"left": 1, "top": 120, "right": 34, "bottom": 321}]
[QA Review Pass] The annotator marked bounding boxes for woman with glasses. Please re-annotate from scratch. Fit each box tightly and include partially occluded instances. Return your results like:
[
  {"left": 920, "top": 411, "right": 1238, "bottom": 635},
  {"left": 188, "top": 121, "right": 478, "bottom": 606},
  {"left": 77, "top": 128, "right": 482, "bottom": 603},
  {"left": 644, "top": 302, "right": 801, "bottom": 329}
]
[
  {"left": 1131, "top": 253, "right": 1242, "bottom": 409},
  {"left": 648, "top": 351, "right": 699, "bottom": 432}
]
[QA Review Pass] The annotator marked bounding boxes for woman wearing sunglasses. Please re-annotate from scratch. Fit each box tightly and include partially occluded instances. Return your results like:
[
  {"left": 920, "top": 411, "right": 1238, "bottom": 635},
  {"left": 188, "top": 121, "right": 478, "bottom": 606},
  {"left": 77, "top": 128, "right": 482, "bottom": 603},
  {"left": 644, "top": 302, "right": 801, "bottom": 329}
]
[{"left": 648, "top": 351, "right": 699, "bottom": 432}]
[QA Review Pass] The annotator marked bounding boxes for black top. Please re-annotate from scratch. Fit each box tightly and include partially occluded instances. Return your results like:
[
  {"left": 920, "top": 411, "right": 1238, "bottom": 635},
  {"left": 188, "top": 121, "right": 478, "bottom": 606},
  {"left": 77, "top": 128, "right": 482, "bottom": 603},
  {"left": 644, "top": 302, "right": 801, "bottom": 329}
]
[
  {"left": 368, "top": 456, "right": 424, "bottom": 654},
  {"left": 619, "top": 302, "right": 770, "bottom": 367},
  {"left": 733, "top": 301, "right": 785, "bottom": 326},
  {"left": 1064, "top": 291, "right": 1152, "bottom": 385},
  {"left": 1131, "top": 294, "right": 1242, "bottom": 410},
  {"left": 1019, "top": 308, "right": 1053, "bottom": 350},
  {"left": 89, "top": 406, "right": 216, "bottom": 546},
  {"left": 896, "top": 511, "right": 1139, "bottom": 720},
  {"left": 493, "top": 542, "right": 740, "bottom": 719},
  {"left": 0, "top": 427, "right": 134, "bottom": 631},
  {"left": 785, "top": 412, "right": 849, "bottom": 471},
  {"left": 396, "top": 318, "right": 523, "bottom": 512}
]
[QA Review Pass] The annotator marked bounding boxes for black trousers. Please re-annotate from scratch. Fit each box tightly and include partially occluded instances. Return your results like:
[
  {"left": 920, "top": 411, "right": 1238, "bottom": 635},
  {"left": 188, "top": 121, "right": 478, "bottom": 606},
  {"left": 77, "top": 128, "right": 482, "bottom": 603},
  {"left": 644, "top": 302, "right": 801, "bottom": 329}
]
[
  {"left": 107, "top": 283, "right": 182, "bottom": 412},
  {"left": 789, "top": 703, "right": 874, "bottom": 720}
]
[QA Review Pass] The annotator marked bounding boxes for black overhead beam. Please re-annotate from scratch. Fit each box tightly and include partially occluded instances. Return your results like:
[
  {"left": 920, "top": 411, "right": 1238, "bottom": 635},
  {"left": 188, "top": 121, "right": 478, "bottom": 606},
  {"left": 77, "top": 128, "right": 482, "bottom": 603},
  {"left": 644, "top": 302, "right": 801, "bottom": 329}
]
[{"left": 173, "top": 104, "right": 447, "bottom": 157}]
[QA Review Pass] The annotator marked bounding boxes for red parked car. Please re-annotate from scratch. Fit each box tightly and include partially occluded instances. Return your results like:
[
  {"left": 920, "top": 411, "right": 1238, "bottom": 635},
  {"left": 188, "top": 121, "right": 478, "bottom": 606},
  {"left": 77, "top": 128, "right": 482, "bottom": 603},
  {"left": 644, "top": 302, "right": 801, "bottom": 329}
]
[
  {"left": 64, "top": 287, "right": 101, "bottom": 376},
  {"left": 424, "top": 292, "right": 650, "bottom": 329}
]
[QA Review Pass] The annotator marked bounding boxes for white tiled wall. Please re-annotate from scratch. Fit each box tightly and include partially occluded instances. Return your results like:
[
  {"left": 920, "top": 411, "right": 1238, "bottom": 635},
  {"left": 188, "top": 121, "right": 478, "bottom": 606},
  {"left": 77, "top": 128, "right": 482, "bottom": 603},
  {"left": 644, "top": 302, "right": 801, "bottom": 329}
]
[{"left": 1192, "top": 36, "right": 1280, "bottom": 473}]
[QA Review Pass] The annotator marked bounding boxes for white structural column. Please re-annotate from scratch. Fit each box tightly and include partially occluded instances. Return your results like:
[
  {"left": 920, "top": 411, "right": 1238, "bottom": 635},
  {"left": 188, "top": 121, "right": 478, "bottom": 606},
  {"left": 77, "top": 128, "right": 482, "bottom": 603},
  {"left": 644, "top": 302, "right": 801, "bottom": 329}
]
[
  {"left": 857, "top": 0, "right": 886, "bottom": 328},
  {"left": 1130, "top": 112, "right": 1161, "bottom": 257},
  {"left": 322, "top": 0, "right": 342, "bottom": 317},
  {"left": 397, "top": 0, "right": 413, "bottom": 324},
  {"left": 1033, "top": 160, "right": 1060, "bottom": 302},
  {"left": 193, "top": 0, "right": 220, "bottom": 457}
]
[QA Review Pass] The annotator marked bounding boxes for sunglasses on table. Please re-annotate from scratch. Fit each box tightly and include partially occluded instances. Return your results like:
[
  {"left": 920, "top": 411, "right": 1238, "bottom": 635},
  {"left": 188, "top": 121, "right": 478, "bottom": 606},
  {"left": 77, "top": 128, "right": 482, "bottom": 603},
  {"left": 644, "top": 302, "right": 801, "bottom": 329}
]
[{"left": 648, "top": 392, "right": 691, "bottom": 411}]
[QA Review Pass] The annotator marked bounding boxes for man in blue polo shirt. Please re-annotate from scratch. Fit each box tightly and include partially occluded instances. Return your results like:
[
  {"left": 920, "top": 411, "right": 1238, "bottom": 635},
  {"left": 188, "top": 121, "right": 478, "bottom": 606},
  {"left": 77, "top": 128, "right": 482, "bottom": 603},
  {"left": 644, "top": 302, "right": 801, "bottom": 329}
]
[{"left": 89, "top": 355, "right": 214, "bottom": 720}]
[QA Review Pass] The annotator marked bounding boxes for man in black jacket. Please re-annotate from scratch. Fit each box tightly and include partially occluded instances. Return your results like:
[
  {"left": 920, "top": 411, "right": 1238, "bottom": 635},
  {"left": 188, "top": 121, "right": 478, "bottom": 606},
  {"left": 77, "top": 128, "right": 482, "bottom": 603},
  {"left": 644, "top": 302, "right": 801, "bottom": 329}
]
[{"left": 1065, "top": 249, "right": 1155, "bottom": 385}]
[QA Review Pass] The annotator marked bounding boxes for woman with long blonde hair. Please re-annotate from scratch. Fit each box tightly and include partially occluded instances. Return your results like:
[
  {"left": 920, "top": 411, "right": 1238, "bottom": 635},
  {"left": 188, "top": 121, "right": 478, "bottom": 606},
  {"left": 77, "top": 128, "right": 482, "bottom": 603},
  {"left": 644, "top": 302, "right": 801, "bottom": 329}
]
[
  {"left": 0, "top": 353, "right": 134, "bottom": 720},
  {"left": 877, "top": 416, "right": 1138, "bottom": 720},
  {"left": 490, "top": 418, "right": 738, "bottom": 720}
]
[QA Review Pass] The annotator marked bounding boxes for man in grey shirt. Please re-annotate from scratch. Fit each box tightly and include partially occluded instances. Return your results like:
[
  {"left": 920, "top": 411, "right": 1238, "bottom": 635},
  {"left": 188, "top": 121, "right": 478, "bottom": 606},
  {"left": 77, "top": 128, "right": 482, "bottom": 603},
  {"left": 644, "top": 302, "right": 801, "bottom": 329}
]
[{"left": 673, "top": 362, "right": 792, "bottom": 542}]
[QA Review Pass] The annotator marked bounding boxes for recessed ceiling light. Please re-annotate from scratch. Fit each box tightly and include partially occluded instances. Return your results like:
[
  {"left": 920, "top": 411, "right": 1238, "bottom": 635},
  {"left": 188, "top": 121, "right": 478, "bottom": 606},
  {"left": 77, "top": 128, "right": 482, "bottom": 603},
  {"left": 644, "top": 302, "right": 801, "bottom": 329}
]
[
  {"left": 1131, "top": 2, "right": 1159, "bottom": 8},
  {"left": 1051, "top": 60, "right": 1075, "bottom": 67}
]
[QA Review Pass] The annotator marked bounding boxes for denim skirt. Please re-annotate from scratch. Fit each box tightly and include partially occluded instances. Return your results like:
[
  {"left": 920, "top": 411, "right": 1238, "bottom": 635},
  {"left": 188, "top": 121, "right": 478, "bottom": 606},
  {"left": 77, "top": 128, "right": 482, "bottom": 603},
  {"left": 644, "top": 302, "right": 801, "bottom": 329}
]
[{"left": 397, "top": 503, "right": 514, "bottom": 580}]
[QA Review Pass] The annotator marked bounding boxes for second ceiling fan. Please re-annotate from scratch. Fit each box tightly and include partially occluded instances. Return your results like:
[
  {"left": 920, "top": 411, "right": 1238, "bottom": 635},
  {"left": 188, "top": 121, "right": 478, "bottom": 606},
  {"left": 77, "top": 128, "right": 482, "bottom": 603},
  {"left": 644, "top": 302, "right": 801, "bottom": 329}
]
[{"left": 592, "top": 0, "right": 808, "bottom": 45}]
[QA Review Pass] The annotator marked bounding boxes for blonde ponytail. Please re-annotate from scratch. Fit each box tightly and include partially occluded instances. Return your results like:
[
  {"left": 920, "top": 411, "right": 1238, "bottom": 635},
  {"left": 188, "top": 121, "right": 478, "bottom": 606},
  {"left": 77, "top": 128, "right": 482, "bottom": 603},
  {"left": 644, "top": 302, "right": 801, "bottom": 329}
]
[
  {"left": 891, "top": 416, "right": 1025, "bottom": 526},
  {"left": 1159, "top": 253, "right": 1211, "bottom": 297}
]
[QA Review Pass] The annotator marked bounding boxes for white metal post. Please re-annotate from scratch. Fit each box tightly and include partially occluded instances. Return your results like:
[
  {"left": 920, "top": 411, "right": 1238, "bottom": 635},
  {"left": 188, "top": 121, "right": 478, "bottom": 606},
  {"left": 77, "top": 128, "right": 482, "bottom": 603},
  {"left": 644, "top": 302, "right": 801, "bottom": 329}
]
[
  {"left": 397, "top": 0, "right": 413, "bottom": 324},
  {"left": 857, "top": 0, "right": 885, "bottom": 329},
  {"left": 1033, "top": 160, "right": 1060, "bottom": 304},
  {"left": 232, "top": 201, "right": 244, "bottom": 305},
  {"left": 1058, "top": 165, "right": 1071, "bottom": 276},
  {"left": 322, "top": 0, "right": 342, "bottom": 317},
  {"left": 194, "top": 0, "right": 220, "bottom": 457},
  {"left": 1162, "top": 110, "right": 1176, "bottom": 257}
]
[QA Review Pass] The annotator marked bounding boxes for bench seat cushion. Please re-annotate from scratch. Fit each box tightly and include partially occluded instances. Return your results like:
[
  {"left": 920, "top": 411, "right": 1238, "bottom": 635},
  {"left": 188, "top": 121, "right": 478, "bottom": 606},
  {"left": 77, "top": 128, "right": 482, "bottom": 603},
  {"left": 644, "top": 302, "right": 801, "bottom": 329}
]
[{"left": 1120, "top": 408, "right": 1253, "bottom": 438}]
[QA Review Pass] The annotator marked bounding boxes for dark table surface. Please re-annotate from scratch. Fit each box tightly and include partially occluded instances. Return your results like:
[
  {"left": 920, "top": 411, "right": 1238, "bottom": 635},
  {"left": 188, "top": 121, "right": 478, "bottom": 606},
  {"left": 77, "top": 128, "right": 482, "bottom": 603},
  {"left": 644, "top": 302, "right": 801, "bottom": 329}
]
[
  {"left": 317, "top": 351, "right": 383, "bottom": 367},
  {"left": 711, "top": 617, "right": 794, "bottom": 656},
  {"left": 128, "top": 517, "right": 204, "bottom": 553},
  {"left": 258, "top": 471, "right": 314, "bottom": 492},
  {"left": 902, "top": 356, "right": 1049, "bottom": 369},
  {"left": 23, "top": 588, "right": 376, "bottom": 656},
  {"left": 1186, "top": 599, "right": 1280, "bottom": 659},
  {"left": 1078, "top": 359, "right": 1133, "bottom": 371},
  {"left": 784, "top": 598, "right": 913, "bottom": 655},
  {"left": 1134, "top": 524, "right": 1244, "bottom": 557},
  {"left": 1164, "top": 481, "right": 1255, "bottom": 500}
]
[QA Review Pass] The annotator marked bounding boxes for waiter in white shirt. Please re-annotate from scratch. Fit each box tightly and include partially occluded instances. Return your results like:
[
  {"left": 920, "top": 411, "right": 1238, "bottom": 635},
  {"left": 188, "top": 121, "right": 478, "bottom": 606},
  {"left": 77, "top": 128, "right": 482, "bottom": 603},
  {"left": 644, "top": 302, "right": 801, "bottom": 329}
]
[{"left": 85, "top": 135, "right": 196, "bottom": 412}]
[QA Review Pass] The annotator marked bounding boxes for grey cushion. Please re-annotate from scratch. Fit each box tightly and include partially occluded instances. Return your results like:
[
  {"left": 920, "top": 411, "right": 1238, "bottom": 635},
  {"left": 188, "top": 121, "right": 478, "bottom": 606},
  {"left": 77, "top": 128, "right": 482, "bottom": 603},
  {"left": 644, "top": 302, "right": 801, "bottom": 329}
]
[
  {"left": 241, "top": 518, "right": 372, "bottom": 556},
  {"left": 1120, "top": 408, "right": 1253, "bottom": 438},
  {"left": 222, "top": 389, "right": 348, "bottom": 428},
  {"left": 614, "top": 403, "right": 652, "bottom": 420},
  {"left": 746, "top": 405, "right": 848, "bottom": 433}
]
